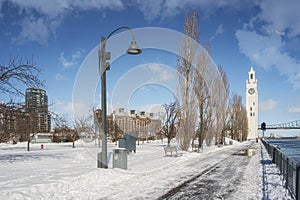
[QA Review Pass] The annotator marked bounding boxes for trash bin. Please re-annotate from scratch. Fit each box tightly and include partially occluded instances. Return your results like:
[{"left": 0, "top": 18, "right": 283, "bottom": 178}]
[
  {"left": 113, "top": 148, "right": 127, "bottom": 170},
  {"left": 119, "top": 132, "right": 136, "bottom": 153}
]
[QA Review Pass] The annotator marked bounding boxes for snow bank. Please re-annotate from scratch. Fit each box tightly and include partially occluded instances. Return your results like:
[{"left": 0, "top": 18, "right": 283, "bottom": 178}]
[{"left": 0, "top": 140, "right": 292, "bottom": 199}]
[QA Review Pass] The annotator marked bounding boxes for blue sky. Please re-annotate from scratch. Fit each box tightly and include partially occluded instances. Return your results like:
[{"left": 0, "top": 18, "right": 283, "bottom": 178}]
[{"left": 1, "top": 0, "right": 300, "bottom": 135}]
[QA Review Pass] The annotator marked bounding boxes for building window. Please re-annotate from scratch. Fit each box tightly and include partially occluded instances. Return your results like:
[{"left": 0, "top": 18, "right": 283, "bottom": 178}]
[
  {"left": 253, "top": 102, "right": 255, "bottom": 106},
  {"left": 250, "top": 107, "right": 252, "bottom": 111},
  {"left": 250, "top": 113, "right": 252, "bottom": 117},
  {"left": 253, "top": 113, "right": 255, "bottom": 116},
  {"left": 250, "top": 74, "right": 253, "bottom": 79}
]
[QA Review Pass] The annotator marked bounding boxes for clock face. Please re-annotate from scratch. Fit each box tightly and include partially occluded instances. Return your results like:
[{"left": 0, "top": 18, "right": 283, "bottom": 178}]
[{"left": 248, "top": 88, "right": 255, "bottom": 95}]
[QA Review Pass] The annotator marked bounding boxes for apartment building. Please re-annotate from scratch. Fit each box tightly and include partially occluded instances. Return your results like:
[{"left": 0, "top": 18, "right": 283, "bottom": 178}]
[
  {"left": 94, "top": 108, "right": 162, "bottom": 141},
  {"left": 25, "top": 88, "right": 51, "bottom": 133}
]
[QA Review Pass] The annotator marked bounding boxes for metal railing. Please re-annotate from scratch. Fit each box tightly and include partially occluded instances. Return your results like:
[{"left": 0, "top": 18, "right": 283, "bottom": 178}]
[{"left": 262, "top": 140, "right": 300, "bottom": 200}]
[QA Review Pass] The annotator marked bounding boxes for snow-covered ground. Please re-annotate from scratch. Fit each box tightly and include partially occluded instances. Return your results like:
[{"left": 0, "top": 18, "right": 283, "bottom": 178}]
[{"left": 0, "top": 139, "right": 293, "bottom": 199}]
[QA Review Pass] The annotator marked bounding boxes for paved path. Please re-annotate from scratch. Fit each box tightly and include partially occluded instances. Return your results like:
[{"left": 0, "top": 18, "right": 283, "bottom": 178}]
[{"left": 158, "top": 141, "right": 262, "bottom": 199}]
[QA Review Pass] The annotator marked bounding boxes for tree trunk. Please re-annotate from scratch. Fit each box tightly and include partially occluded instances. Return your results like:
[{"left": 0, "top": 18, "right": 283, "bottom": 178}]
[
  {"left": 198, "top": 103, "right": 204, "bottom": 152},
  {"left": 27, "top": 140, "right": 30, "bottom": 151},
  {"left": 167, "top": 138, "right": 171, "bottom": 147}
]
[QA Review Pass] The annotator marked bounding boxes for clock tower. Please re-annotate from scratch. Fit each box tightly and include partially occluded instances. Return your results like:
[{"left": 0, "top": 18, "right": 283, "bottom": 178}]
[{"left": 246, "top": 67, "right": 258, "bottom": 140}]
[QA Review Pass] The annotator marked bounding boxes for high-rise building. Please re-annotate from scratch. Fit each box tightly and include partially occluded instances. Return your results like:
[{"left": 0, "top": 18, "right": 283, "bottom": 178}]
[
  {"left": 25, "top": 88, "right": 51, "bottom": 133},
  {"left": 246, "top": 67, "right": 258, "bottom": 140}
]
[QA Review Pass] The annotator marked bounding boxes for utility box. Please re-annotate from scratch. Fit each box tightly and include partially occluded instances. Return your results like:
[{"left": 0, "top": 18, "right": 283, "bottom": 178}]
[
  {"left": 113, "top": 148, "right": 127, "bottom": 170},
  {"left": 119, "top": 132, "right": 136, "bottom": 153},
  {"left": 97, "top": 152, "right": 103, "bottom": 168}
]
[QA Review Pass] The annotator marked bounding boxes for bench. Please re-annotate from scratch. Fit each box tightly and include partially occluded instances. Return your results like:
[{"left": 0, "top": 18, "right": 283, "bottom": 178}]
[{"left": 164, "top": 146, "right": 178, "bottom": 156}]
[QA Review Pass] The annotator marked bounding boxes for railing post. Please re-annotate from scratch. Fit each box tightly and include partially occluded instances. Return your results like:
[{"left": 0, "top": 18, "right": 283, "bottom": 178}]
[
  {"left": 286, "top": 158, "right": 289, "bottom": 190},
  {"left": 297, "top": 164, "right": 299, "bottom": 200}
]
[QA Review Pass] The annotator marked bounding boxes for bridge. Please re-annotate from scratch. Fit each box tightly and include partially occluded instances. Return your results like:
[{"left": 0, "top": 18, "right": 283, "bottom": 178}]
[{"left": 258, "top": 119, "right": 300, "bottom": 130}]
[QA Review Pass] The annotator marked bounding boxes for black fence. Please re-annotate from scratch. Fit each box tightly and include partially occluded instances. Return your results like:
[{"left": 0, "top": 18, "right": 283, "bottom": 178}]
[{"left": 262, "top": 139, "right": 300, "bottom": 200}]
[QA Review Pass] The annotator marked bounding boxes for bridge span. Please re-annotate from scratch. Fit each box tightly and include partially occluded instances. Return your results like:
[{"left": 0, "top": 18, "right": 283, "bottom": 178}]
[{"left": 258, "top": 119, "right": 300, "bottom": 130}]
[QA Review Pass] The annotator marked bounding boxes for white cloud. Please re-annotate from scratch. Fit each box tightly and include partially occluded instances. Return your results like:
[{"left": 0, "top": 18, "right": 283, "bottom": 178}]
[
  {"left": 5, "top": 0, "right": 300, "bottom": 53},
  {"left": 235, "top": 2, "right": 300, "bottom": 90},
  {"left": 259, "top": 99, "right": 278, "bottom": 112},
  {"left": 236, "top": 30, "right": 300, "bottom": 90},
  {"left": 130, "top": 0, "right": 164, "bottom": 22},
  {"left": 148, "top": 63, "right": 176, "bottom": 82},
  {"left": 59, "top": 49, "right": 85, "bottom": 68},
  {"left": 55, "top": 73, "right": 69, "bottom": 81},
  {"left": 287, "top": 106, "right": 300, "bottom": 114},
  {"left": 12, "top": 15, "right": 49, "bottom": 45},
  {"left": 4, "top": 0, "right": 124, "bottom": 44},
  {"left": 59, "top": 53, "right": 74, "bottom": 68},
  {"left": 9, "top": 0, "right": 123, "bottom": 19},
  {"left": 3, "top": 0, "right": 259, "bottom": 44},
  {"left": 257, "top": 1, "right": 300, "bottom": 38},
  {"left": 131, "top": 0, "right": 251, "bottom": 22},
  {"left": 210, "top": 24, "right": 223, "bottom": 41}
]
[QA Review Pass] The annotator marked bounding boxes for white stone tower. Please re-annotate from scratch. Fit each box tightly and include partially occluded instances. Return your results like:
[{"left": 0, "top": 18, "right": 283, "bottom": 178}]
[{"left": 246, "top": 67, "right": 258, "bottom": 140}]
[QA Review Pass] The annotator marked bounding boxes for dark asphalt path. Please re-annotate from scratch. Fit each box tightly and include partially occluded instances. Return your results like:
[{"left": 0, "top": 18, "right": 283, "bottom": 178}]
[{"left": 158, "top": 141, "right": 256, "bottom": 199}]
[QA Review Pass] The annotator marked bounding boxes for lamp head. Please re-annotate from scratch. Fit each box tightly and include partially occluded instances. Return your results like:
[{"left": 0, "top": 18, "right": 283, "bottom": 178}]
[{"left": 127, "top": 39, "right": 142, "bottom": 55}]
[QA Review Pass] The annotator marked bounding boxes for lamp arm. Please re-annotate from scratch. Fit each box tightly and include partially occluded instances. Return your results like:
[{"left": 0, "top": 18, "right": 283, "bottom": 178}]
[
  {"left": 99, "top": 26, "right": 135, "bottom": 76},
  {"left": 106, "top": 26, "right": 135, "bottom": 41}
]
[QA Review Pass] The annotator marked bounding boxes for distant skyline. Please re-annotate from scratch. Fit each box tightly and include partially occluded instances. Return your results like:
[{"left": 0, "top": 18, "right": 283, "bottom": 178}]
[{"left": 1, "top": 1, "right": 300, "bottom": 135}]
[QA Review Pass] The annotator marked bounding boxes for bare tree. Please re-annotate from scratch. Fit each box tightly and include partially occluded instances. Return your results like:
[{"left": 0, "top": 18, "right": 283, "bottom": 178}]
[
  {"left": 0, "top": 57, "right": 44, "bottom": 148},
  {"left": 216, "top": 65, "right": 229, "bottom": 145},
  {"left": 108, "top": 113, "right": 123, "bottom": 143},
  {"left": 177, "top": 10, "right": 199, "bottom": 151},
  {"left": 240, "top": 107, "right": 248, "bottom": 141},
  {"left": 160, "top": 102, "right": 180, "bottom": 146},
  {"left": 0, "top": 57, "right": 44, "bottom": 96},
  {"left": 227, "top": 93, "right": 248, "bottom": 141},
  {"left": 94, "top": 109, "right": 124, "bottom": 146},
  {"left": 26, "top": 111, "right": 38, "bottom": 151},
  {"left": 74, "top": 115, "right": 94, "bottom": 148},
  {"left": 137, "top": 117, "right": 151, "bottom": 144},
  {"left": 194, "top": 44, "right": 214, "bottom": 151},
  {"left": 51, "top": 112, "right": 77, "bottom": 145},
  {"left": 155, "top": 110, "right": 167, "bottom": 143}
]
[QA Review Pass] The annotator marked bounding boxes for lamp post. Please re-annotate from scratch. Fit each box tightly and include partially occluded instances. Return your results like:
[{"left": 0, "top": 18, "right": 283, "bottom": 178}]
[{"left": 98, "top": 26, "right": 142, "bottom": 168}]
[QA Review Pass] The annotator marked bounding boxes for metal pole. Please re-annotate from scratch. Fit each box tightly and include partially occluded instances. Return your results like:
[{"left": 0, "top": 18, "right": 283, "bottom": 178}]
[
  {"left": 97, "top": 26, "right": 141, "bottom": 169},
  {"left": 100, "top": 36, "right": 108, "bottom": 169}
]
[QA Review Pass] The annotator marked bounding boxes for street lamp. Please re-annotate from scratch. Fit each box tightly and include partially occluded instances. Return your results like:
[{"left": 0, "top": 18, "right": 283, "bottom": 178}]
[{"left": 98, "top": 26, "right": 142, "bottom": 168}]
